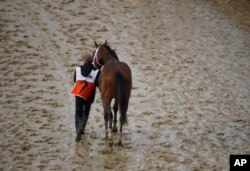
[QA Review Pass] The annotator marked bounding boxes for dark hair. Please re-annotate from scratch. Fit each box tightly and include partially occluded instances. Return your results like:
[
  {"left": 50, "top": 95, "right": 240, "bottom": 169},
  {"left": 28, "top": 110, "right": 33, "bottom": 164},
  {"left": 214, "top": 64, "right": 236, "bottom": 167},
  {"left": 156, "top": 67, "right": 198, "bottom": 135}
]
[{"left": 82, "top": 54, "right": 93, "bottom": 64}]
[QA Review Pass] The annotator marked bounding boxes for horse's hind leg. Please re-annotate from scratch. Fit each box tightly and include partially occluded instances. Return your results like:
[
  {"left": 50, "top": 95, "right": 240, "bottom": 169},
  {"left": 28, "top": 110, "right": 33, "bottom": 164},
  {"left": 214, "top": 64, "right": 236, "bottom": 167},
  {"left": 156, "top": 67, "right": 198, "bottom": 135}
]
[
  {"left": 118, "top": 122, "right": 123, "bottom": 146},
  {"left": 112, "top": 101, "right": 118, "bottom": 133},
  {"left": 117, "top": 100, "right": 128, "bottom": 146},
  {"left": 104, "top": 110, "right": 108, "bottom": 139}
]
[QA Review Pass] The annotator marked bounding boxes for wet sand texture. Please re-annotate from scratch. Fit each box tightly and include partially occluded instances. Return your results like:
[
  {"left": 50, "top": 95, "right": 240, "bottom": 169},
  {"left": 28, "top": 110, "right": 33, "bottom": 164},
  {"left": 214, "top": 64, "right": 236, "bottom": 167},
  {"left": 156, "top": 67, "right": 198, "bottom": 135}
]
[{"left": 0, "top": 0, "right": 249, "bottom": 170}]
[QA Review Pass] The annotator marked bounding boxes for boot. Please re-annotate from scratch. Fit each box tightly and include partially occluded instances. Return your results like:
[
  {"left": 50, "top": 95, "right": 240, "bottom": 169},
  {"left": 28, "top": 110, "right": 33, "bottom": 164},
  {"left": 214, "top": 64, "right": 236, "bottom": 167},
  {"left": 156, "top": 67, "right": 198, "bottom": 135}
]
[{"left": 75, "top": 133, "right": 81, "bottom": 142}]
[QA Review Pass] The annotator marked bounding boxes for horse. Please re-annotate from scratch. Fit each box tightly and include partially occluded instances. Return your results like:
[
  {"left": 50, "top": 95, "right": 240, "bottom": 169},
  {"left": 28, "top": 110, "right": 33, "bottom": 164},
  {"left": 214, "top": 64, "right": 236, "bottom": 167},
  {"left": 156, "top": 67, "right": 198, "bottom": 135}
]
[{"left": 92, "top": 41, "right": 132, "bottom": 146}]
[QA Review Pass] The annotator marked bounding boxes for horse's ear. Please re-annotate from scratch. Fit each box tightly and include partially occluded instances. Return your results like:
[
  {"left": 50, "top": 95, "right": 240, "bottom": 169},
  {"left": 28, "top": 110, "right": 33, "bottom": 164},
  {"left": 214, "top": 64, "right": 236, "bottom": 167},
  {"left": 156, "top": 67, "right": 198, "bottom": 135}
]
[
  {"left": 104, "top": 40, "right": 108, "bottom": 45},
  {"left": 94, "top": 40, "right": 98, "bottom": 48}
]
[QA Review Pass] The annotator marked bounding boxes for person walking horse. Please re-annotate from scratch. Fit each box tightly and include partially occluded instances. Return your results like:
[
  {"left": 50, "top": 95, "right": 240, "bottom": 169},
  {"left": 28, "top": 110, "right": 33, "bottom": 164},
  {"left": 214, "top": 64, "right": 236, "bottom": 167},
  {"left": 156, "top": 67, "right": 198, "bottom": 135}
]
[{"left": 70, "top": 55, "right": 100, "bottom": 142}]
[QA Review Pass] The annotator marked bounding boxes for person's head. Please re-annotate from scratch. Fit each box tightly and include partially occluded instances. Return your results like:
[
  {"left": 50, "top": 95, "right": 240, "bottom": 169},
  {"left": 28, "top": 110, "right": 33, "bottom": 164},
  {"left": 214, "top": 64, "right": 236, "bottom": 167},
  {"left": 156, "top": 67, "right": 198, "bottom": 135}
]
[{"left": 82, "top": 54, "right": 92, "bottom": 64}]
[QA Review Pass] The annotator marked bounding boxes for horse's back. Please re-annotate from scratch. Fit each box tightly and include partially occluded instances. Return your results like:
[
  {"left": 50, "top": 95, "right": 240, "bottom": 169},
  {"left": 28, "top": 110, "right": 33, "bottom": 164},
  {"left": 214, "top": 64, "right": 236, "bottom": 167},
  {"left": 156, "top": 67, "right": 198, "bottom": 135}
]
[{"left": 100, "top": 62, "right": 132, "bottom": 100}]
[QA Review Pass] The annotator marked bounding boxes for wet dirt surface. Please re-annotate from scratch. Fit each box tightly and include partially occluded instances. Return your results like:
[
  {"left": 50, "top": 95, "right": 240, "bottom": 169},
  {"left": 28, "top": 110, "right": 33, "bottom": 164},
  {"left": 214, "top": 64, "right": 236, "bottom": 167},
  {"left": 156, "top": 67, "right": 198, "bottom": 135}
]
[{"left": 0, "top": 0, "right": 249, "bottom": 170}]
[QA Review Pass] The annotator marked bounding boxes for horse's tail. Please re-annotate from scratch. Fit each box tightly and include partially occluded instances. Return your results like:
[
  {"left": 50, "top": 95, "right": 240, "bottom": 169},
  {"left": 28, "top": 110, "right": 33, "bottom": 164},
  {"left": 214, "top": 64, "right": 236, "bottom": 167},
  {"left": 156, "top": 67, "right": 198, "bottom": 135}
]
[{"left": 115, "top": 72, "right": 128, "bottom": 125}]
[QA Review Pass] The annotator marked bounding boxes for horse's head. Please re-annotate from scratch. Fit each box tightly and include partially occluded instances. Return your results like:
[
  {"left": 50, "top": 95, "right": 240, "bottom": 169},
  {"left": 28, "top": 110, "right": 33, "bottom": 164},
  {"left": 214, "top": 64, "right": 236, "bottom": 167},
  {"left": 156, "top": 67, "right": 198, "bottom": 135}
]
[{"left": 92, "top": 40, "right": 119, "bottom": 69}]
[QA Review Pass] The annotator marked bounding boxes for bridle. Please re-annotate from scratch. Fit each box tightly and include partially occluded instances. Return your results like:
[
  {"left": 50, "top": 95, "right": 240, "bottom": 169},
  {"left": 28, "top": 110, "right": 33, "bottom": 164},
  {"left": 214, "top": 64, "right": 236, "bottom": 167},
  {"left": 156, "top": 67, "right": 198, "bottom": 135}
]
[{"left": 93, "top": 47, "right": 103, "bottom": 69}]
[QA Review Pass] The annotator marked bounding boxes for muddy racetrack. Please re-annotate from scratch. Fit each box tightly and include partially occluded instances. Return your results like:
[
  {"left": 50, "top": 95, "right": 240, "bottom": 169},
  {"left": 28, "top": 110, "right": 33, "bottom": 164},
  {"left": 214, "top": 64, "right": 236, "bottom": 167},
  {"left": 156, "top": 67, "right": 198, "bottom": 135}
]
[{"left": 0, "top": 0, "right": 249, "bottom": 170}]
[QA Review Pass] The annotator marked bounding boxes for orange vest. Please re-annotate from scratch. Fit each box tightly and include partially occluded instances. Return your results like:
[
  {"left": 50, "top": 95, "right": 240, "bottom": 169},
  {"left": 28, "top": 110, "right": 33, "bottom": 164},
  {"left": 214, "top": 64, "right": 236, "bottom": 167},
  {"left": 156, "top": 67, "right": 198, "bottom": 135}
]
[{"left": 70, "top": 67, "right": 98, "bottom": 100}]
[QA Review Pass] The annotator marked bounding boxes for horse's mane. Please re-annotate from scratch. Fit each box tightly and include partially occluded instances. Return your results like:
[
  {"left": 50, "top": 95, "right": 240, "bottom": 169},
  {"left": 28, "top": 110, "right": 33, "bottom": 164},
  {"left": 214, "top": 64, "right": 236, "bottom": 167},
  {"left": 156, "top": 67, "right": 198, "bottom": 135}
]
[{"left": 102, "top": 44, "right": 119, "bottom": 60}]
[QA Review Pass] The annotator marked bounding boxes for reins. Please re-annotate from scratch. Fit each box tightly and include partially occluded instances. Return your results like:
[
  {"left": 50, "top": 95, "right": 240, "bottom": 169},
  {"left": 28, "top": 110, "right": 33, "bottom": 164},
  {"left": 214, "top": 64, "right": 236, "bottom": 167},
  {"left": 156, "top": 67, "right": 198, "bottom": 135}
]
[
  {"left": 93, "top": 45, "right": 119, "bottom": 69},
  {"left": 93, "top": 47, "right": 103, "bottom": 68}
]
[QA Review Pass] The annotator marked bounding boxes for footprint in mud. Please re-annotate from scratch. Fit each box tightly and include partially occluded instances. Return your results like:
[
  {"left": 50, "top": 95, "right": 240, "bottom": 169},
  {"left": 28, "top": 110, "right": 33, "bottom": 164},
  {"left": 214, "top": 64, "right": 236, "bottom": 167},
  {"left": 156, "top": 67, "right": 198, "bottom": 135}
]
[
  {"left": 148, "top": 132, "right": 161, "bottom": 140},
  {"left": 96, "top": 26, "right": 108, "bottom": 32},
  {"left": 95, "top": 116, "right": 102, "bottom": 123},
  {"left": 42, "top": 74, "right": 54, "bottom": 81},
  {"left": 20, "top": 143, "right": 32, "bottom": 152},
  {"left": 44, "top": 99, "right": 63, "bottom": 107}
]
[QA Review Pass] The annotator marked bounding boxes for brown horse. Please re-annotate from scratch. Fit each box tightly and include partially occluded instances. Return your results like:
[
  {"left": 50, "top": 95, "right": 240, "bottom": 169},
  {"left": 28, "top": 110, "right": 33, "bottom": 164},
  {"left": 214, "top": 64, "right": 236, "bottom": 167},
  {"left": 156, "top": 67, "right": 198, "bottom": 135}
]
[{"left": 93, "top": 41, "right": 132, "bottom": 146}]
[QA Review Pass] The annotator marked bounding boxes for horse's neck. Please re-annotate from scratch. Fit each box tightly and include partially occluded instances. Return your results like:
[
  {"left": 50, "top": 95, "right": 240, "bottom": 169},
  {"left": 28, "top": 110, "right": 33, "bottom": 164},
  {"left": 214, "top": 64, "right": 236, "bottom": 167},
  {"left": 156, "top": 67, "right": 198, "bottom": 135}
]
[{"left": 103, "top": 56, "right": 117, "bottom": 65}]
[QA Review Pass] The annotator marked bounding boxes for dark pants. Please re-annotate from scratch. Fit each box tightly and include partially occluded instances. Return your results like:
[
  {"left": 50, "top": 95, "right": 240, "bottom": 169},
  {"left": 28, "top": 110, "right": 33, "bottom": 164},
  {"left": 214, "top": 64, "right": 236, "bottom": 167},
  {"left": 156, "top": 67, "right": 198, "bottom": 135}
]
[{"left": 75, "top": 96, "right": 92, "bottom": 134}]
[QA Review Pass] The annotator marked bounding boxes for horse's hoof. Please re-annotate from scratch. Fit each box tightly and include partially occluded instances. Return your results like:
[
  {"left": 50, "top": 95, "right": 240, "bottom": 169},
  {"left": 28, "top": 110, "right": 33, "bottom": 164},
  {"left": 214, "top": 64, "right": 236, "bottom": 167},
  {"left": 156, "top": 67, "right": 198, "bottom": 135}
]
[
  {"left": 109, "top": 141, "right": 113, "bottom": 147},
  {"left": 117, "top": 142, "right": 123, "bottom": 147},
  {"left": 108, "top": 132, "right": 113, "bottom": 140},
  {"left": 104, "top": 135, "right": 109, "bottom": 140},
  {"left": 112, "top": 127, "right": 118, "bottom": 133}
]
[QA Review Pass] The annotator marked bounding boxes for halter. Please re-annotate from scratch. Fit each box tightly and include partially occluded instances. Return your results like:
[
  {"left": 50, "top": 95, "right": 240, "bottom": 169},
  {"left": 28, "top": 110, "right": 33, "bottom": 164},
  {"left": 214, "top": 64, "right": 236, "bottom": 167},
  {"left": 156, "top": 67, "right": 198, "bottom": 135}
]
[{"left": 93, "top": 47, "right": 103, "bottom": 69}]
